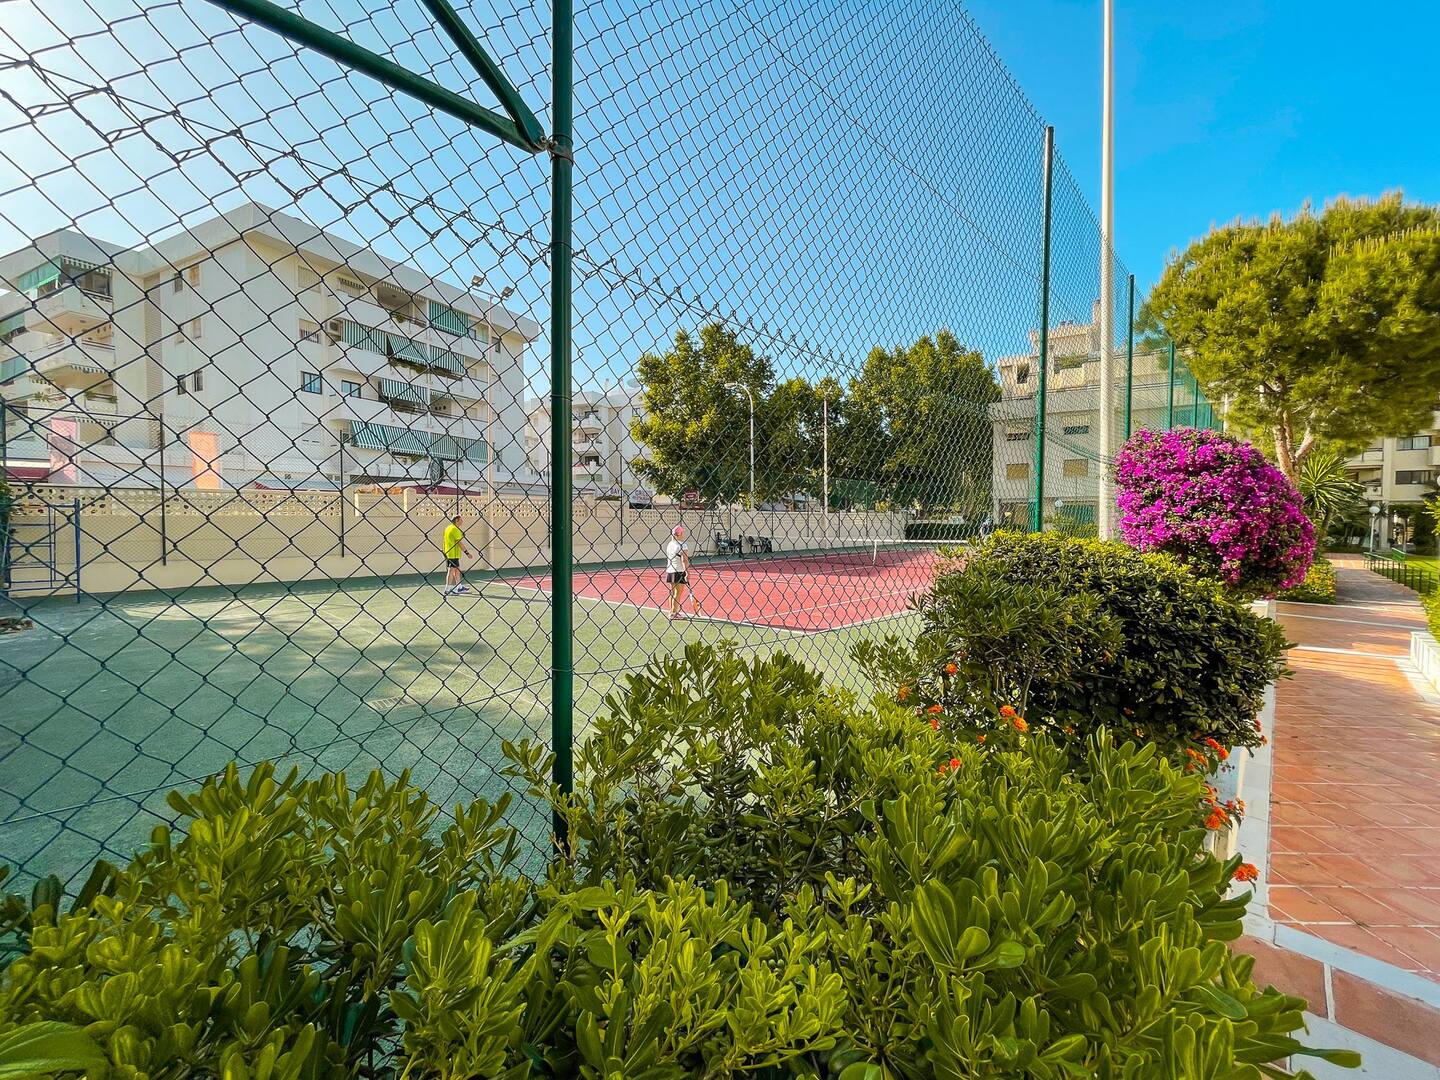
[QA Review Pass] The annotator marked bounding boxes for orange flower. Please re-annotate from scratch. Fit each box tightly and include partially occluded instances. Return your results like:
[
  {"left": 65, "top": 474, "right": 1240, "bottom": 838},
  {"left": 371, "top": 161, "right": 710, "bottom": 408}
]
[
  {"left": 1204, "top": 810, "right": 1226, "bottom": 830},
  {"left": 897, "top": 685, "right": 911, "bottom": 702},
  {"left": 944, "top": 662, "right": 958, "bottom": 675},
  {"left": 926, "top": 704, "right": 943, "bottom": 715},
  {"left": 976, "top": 734, "right": 986, "bottom": 744},
  {"left": 1233, "top": 862, "right": 1259, "bottom": 882},
  {"left": 1062, "top": 725, "right": 1075, "bottom": 735},
  {"left": 937, "top": 762, "right": 949, "bottom": 775},
  {"left": 1011, "top": 715, "right": 1029, "bottom": 734},
  {"left": 949, "top": 757, "right": 960, "bottom": 769},
  {"left": 1253, "top": 718, "right": 1262, "bottom": 731},
  {"left": 929, "top": 717, "right": 940, "bottom": 731},
  {"left": 999, "top": 705, "right": 1017, "bottom": 719}
]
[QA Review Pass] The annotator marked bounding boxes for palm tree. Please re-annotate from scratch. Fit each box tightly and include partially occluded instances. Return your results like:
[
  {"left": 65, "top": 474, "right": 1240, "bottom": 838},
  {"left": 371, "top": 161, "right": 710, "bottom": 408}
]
[{"left": 1297, "top": 447, "right": 1364, "bottom": 543}]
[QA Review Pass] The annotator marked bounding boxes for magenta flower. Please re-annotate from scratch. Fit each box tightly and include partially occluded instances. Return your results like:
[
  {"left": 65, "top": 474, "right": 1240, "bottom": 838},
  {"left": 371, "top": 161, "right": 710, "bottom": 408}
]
[{"left": 1114, "top": 428, "right": 1315, "bottom": 596}]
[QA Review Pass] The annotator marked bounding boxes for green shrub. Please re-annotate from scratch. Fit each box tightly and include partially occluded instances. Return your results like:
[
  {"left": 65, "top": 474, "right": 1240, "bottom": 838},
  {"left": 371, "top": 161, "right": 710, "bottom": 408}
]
[
  {"left": 1, "top": 647, "right": 1354, "bottom": 1078},
  {"left": 1280, "top": 557, "right": 1338, "bottom": 604},
  {"left": 1424, "top": 588, "right": 1440, "bottom": 639},
  {"left": 858, "top": 532, "right": 1289, "bottom": 759}
]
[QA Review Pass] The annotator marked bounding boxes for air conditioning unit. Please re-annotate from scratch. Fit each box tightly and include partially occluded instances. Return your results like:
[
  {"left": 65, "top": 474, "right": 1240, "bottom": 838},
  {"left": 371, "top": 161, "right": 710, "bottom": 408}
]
[{"left": 327, "top": 320, "right": 344, "bottom": 336}]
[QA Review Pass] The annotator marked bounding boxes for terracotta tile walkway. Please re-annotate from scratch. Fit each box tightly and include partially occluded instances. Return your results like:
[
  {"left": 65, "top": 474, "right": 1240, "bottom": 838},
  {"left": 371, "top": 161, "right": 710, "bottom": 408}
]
[{"left": 1269, "top": 556, "right": 1440, "bottom": 982}]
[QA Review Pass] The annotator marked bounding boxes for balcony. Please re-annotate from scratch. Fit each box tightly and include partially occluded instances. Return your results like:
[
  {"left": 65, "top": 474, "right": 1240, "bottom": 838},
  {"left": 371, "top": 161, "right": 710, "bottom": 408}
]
[
  {"left": 30, "top": 340, "right": 115, "bottom": 389},
  {"left": 27, "top": 286, "right": 113, "bottom": 335},
  {"left": 1347, "top": 448, "right": 1385, "bottom": 468}
]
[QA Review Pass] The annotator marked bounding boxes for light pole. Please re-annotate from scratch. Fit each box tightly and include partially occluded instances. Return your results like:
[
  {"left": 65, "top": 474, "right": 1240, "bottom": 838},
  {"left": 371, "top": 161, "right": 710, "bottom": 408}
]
[
  {"left": 1369, "top": 503, "right": 1380, "bottom": 552},
  {"left": 724, "top": 381, "right": 755, "bottom": 509},
  {"left": 821, "top": 387, "right": 831, "bottom": 523},
  {"left": 1096, "top": 0, "right": 1116, "bottom": 539}
]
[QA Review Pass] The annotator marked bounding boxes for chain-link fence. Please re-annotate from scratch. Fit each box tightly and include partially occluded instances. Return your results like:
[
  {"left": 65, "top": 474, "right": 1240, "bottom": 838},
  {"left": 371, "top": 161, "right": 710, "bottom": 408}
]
[{"left": 0, "top": 0, "right": 1222, "bottom": 885}]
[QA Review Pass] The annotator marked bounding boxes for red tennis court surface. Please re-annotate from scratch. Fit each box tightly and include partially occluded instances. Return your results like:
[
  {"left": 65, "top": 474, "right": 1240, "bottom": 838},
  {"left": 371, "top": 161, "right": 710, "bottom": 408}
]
[{"left": 511, "top": 544, "right": 952, "bottom": 631}]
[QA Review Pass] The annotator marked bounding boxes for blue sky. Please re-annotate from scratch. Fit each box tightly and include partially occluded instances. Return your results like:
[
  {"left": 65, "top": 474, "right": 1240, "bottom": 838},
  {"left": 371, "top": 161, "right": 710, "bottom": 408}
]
[
  {"left": 967, "top": 0, "right": 1440, "bottom": 291},
  {"left": 10, "top": 0, "right": 1430, "bottom": 397}
]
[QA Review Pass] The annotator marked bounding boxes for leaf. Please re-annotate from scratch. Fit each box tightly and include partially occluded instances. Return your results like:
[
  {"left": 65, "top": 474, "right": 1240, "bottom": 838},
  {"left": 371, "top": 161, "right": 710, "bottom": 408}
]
[
  {"left": 838, "top": 1063, "right": 885, "bottom": 1080},
  {"left": 0, "top": 1022, "right": 107, "bottom": 1079}
]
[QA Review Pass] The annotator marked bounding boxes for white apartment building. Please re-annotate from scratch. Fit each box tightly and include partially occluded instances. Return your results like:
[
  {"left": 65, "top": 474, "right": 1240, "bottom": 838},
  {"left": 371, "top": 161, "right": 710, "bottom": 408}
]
[
  {"left": 0, "top": 203, "right": 536, "bottom": 491},
  {"left": 524, "top": 382, "right": 647, "bottom": 496},
  {"left": 988, "top": 304, "right": 1196, "bottom": 528},
  {"left": 1343, "top": 416, "right": 1440, "bottom": 549}
]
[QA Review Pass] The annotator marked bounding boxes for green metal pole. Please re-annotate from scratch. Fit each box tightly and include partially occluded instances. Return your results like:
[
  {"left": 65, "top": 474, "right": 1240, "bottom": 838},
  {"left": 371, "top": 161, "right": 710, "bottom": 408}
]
[
  {"left": 1033, "top": 126, "right": 1054, "bottom": 534},
  {"left": 1166, "top": 341, "right": 1176, "bottom": 430},
  {"left": 1123, "top": 273, "right": 1134, "bottom": 440},
  {"left": 417, "top": 0, "right": 546, "bottom": 148},
  {"left": 1191, "top": 368, "right": 1200, "bottom": 429},
  {"left": 207, "top": 0, "right": 542, "bottom": 151},
  {"left": 549, "top": 0, "right": 575, "bottom": 850}
]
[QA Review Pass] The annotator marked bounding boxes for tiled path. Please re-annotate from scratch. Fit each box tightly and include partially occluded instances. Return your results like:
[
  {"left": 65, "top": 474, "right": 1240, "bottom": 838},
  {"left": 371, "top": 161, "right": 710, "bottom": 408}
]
[{"left": 1269, "top": 556, "right": 1440, "bottom": 982}]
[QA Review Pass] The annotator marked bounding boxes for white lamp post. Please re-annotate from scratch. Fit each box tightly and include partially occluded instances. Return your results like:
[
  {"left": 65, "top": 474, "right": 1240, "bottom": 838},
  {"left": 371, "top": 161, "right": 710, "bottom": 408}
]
[
  {"left": 1369, "top": 503, "right": 1381, "bottom": 552},
  {"left": 723, "top": 381, "right": 755, "bottom": 509}
]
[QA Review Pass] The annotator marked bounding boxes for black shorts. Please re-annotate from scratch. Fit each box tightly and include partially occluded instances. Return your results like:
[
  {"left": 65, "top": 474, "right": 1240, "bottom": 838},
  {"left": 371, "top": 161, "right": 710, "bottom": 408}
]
[
  {"left": 446, "top": 557, "right": 461, "bottom": 568},
  {"left": 666, "top": 571, "right": 688, "bottom": 584}
]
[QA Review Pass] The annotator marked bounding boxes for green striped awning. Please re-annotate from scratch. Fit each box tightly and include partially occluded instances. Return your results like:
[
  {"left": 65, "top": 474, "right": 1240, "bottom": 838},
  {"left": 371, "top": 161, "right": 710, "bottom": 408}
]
[
  {"left": 0, "top": 312, "right": 26, "bottom": 338},
  {"left": 430, "top": 348, "right": 465, "bottom": 376},
  {"left": 429, "top": 434, "right": 488, "bottom": 462},
  {"left": 16, "top": 262, "right": 59, "bottom": 295},
  {"left": 60, "top": 257, "right": 107, "bottom": 274},
  {"left": 385, "top": 331, "right": 431, "bottom": 366},
  {"left": 428, "top": 300, "right": 470, "bottom": 336},
  {"left": 378, "top": 377, "right": 429, "bottom": 405},
  {"left": 349, "top": 421, "right": 428, "bottom": 455}
]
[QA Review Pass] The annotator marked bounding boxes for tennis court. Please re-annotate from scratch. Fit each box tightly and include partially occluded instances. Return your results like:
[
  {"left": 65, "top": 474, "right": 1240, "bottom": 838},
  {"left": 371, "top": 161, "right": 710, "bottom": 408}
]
[
  {"left": 515, "top": 540, "right": 949, "bottom": 631},
  {"left": 0, "top": 545, "right": 936, "bottom": 884}
]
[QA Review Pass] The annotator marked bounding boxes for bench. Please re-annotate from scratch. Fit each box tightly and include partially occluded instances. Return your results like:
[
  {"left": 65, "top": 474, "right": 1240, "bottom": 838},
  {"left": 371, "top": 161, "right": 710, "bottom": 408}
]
[{"left": 714, "top": 533, "right": 742, "bottom": 556}]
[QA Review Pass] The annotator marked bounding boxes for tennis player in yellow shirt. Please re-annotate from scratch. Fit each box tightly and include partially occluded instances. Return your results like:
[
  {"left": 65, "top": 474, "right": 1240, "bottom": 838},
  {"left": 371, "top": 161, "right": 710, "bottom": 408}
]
[{"left": 442, "top": 514, "right": 470, "bottom": 595}]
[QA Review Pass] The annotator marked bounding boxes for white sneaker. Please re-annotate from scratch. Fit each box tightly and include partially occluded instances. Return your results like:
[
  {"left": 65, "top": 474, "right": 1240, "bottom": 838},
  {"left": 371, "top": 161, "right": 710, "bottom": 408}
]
[{"left": 453, "top": 585, "right": 470, "bottom": 594}]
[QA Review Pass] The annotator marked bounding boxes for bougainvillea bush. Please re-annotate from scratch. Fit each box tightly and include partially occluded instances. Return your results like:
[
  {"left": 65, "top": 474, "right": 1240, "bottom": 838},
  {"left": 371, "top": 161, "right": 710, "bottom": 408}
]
[{"left": 1115, "top": 427, "right": 1315, "bottom": 596}]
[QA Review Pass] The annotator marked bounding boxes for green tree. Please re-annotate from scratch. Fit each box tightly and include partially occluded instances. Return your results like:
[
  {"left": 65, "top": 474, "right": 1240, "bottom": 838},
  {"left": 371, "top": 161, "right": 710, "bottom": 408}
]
[
  {"left": 1147, "top": 193, "right": 1440, "bottom": 480},
  {"left": 629, "top": 323, "right": 813, "bottom": 503},
  {"left": 836, "top": 330, "right": 999, "bottom": 512}
]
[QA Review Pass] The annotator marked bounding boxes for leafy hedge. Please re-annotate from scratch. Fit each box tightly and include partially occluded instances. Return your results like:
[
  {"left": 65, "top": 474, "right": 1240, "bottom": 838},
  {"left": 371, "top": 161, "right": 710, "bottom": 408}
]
[
  {"left": 1280, "top": 557, "right": 1338, "bottom": 604},
  {"left": 1, "top": 645, "right": 1353, "bottom": 1079},
  {"left": 858, "top": 532, "right": 1289, "bottom": 760}
]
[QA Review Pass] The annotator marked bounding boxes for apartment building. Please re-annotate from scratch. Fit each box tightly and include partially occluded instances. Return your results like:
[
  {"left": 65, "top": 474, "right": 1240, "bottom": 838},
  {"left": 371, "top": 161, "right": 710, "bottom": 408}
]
[
  {"left": 524, "top": 382, "right": 648, "bottom": 497},
  {"left": 0, "top": 203, "right": 536, "bottom": 491},
  {"left": 1343, "top": 416, "right": 1440, "bottom": 549},
  {"left": 988, "top": 304, "right": 1203, "bottom": 527}
]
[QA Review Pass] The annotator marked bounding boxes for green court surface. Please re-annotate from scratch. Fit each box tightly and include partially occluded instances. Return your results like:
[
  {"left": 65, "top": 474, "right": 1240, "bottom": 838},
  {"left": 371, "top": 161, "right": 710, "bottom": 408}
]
[{"left": 0, "top": 573, "right": 918, "bottom": 885}]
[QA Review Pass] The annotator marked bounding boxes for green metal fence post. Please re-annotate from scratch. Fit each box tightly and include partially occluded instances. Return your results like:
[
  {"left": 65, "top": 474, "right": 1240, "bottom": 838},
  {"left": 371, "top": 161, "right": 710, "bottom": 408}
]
[
  {"left": 1191, "top": 367, "right": 1200, "bottom": 429},
  {"left": 1123, "top": 273, "right": 1134, "bottom": 440},
  {"left": 549, "top": 0, "right": 575, "bottom": 850},
  {"left": 158, "top": 420, "right": 168, "bottom": 565},
  {"left": 1032, "top": 125, "right": 1054, "bottom": 533},
  {"left": 1166, "top": 341, "right": 1176, "bottom": 430}
]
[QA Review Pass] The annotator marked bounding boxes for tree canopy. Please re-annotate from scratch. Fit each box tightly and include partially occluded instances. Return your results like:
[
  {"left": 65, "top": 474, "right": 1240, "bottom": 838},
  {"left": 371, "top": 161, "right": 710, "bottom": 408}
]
[
  {"left": 629, "top": 323, "right": 1000, "bottom": 511},
  {"left": 1146, "top": 193, "right": 1440, "bottom": 479}
]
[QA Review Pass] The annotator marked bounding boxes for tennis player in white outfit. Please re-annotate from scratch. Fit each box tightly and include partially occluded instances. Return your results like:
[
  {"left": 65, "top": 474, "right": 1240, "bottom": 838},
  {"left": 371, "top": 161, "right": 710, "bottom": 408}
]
[{"left": 665, "top": 525, "right": 690, "bottom": 619}]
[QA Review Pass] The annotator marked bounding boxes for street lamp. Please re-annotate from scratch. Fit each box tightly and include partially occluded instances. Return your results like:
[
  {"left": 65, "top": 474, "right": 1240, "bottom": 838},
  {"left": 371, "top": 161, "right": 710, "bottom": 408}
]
[
  {"left": 723, "top": 381, "right": 755, "bottom": 509},
  {"left": 1369, "top": 503, "right": 1380, "bottom": 552}
]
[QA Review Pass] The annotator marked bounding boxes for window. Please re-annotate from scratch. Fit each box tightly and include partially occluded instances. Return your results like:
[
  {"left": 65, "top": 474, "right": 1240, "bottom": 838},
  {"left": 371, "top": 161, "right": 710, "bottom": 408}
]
[
  {"left": 1395, "top": 469, "right": 1434, "bottom": 486},
  {"left": 188, "top": 317, "right": 202, "bottom": 340},
  {"left": 1004, "top": 430, "right": 1032, "bottom": 442},
  {"left": 1015, "top": 364, "right": 1030, "bottom": 386},
  {"left": 299, "top": 321, "right": 320, "bottom": 343},
  {"left": 171, "top": 273, "right": 183, "bottom": 293},
  {"left": 342, "top": 380, "right": 362, "bottom": 398},
  {"left": 176, "top": 374, "right": 187, "bottom": 396},
  {"left": 335, "top": 275, "right": 366, "bottom": 298},
  {"left": 472, "top": 323, "right": 490, "bottom": 345},
  {"left": 1005, "top": 462, "right": 1030, "bottom": 481},
  {"left": 300, "top": 371, "right": 322, "bottom": 394},
  {"left": 1062, "top": 424, "right": 1090, "bottom": 436},
  {"left": 186, "top": 265, "right": 201, "bottom": 286},
  {"left": 191, "top": 370, "right": 204, "bottom": 393},
  {"left": 1054, "top": 354, "right": 1088, "bottom": 372},
  {"left": 1397, "top": 435, "right": 1433, "bottom": 451},
  {"left": 1063, "top": 458, "right": 1089, "bottom": 478}
]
